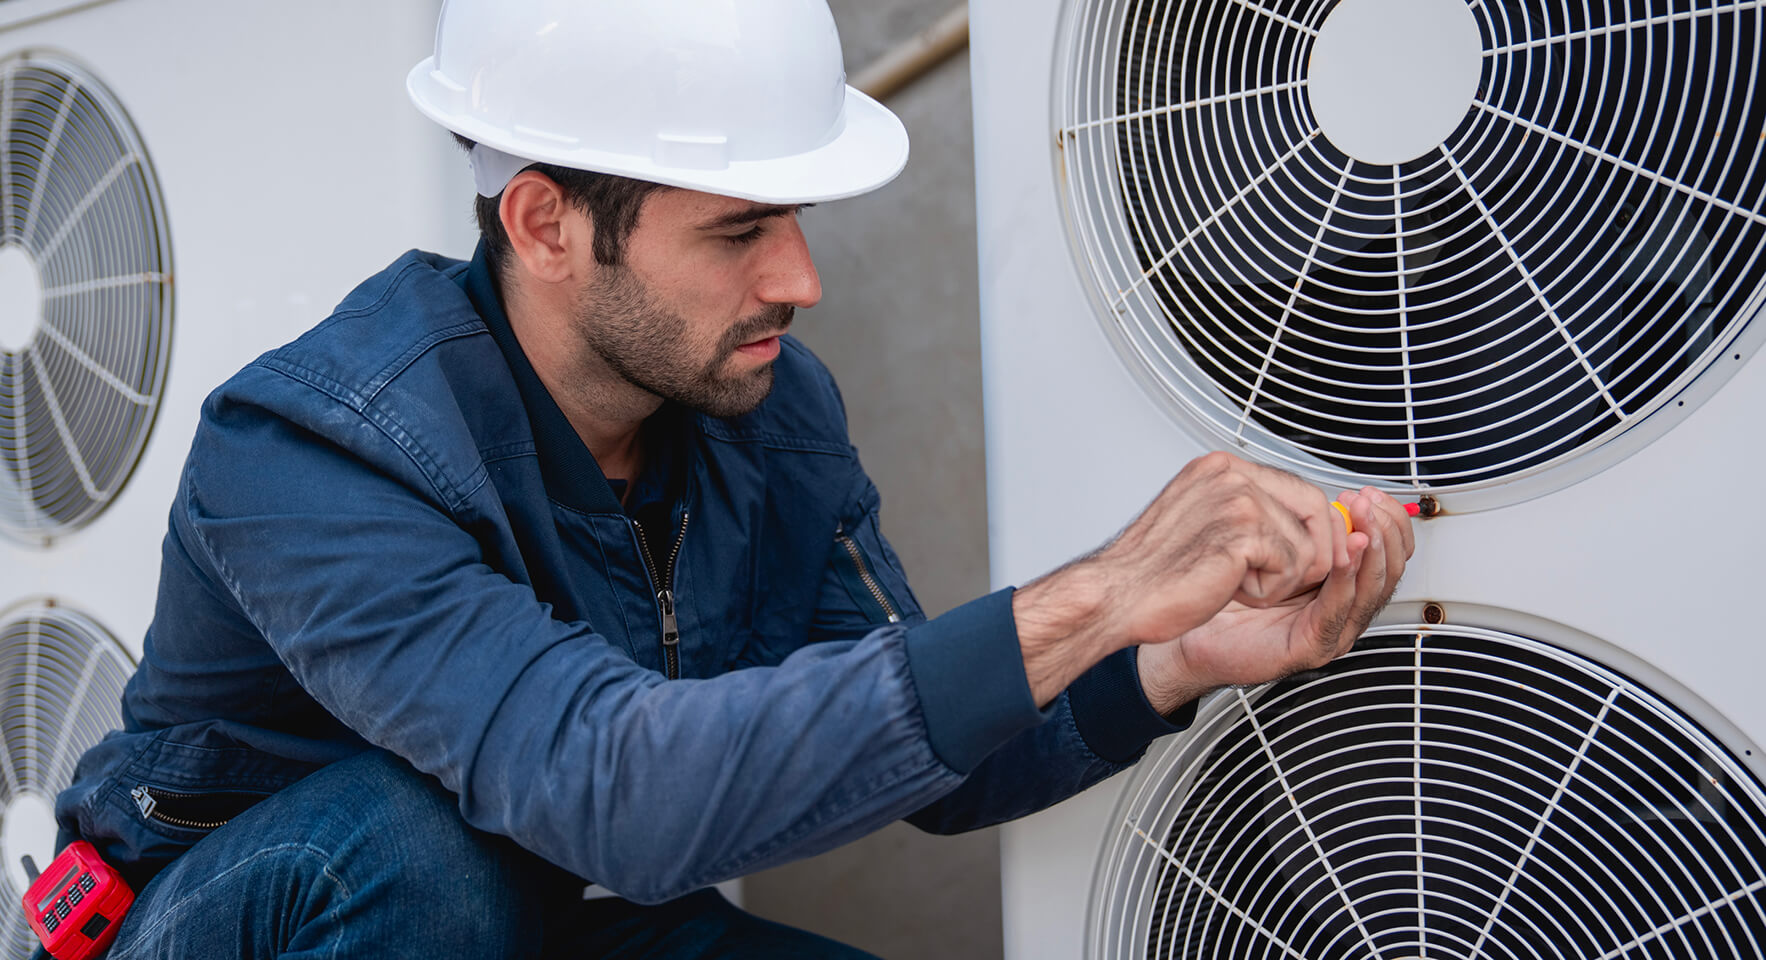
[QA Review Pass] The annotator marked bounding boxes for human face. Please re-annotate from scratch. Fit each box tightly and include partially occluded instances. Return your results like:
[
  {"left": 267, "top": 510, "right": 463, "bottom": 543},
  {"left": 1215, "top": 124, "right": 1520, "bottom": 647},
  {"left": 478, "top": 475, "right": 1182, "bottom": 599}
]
[{"left": 571, "top": 191, "right": 822, "bottom": 418}]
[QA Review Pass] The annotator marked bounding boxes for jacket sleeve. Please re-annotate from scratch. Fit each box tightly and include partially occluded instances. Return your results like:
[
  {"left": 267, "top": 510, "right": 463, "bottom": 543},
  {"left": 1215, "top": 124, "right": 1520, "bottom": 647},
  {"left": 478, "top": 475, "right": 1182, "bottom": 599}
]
[
  {"left": 808, "top": 474, "right": 1197, "bottom": 833},
  {"left": 904, "top": 648, "right": 1197, "bottom": 834},
  {"left": 179, "top": 371, "right": 1050, "bottom": 905}
]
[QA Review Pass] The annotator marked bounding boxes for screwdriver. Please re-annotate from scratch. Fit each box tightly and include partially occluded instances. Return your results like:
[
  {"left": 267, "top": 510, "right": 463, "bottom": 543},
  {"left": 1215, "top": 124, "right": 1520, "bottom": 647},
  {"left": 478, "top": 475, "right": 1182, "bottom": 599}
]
[{"left": 1331, "top": 499, "right": 1423, "bottom": 536}]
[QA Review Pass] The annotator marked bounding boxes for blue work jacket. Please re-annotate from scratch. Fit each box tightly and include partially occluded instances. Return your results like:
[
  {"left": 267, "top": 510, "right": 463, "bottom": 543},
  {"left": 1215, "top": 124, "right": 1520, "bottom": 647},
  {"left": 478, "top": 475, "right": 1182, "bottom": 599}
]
[{"left": 57, "top": 246, "right": 1191, "bottom": 902}]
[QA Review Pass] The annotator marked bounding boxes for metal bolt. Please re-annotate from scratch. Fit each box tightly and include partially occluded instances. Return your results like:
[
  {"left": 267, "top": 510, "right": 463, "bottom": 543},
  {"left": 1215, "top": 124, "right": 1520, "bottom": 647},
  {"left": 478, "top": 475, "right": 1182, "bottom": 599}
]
[
  {"left": 1417, "top": 496, "right": 1441, "bottom": 518},
  {"left": 1422, "top": 602, "right": 1445, "bottom": 625}
]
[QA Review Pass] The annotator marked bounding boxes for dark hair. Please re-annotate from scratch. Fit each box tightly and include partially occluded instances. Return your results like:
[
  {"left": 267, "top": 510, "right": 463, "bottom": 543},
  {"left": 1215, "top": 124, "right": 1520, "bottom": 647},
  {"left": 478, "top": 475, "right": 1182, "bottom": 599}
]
[{"left": 453, "top": 134, "right": 670, "bottom": 270}]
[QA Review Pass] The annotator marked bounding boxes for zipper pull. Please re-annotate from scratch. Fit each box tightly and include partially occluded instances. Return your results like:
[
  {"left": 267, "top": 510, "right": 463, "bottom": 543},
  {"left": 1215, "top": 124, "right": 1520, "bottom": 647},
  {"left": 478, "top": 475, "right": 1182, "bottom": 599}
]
[
  {"left": 131, "top": 785, "right": 156, "bottom": 820},
  {"left": 659, "top": 589, "right": 680, "bottom": 647}
]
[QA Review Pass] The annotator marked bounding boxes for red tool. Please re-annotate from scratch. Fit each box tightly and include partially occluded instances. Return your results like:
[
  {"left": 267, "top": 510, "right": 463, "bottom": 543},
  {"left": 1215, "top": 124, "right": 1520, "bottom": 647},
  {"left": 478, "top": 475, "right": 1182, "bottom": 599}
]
[
  {"left": 22, "top": 841, "right": 134, "bottom": 960},
  {"left": 1331, "top": 499, "right": 1424, "bottom": 535}
]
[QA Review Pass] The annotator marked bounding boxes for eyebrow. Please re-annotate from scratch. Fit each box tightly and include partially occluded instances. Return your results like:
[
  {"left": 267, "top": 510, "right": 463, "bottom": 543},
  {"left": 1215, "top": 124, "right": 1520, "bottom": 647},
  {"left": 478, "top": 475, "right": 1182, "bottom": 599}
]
[{"left": 698, "top": 203, "right": 813, "bottom": 231}]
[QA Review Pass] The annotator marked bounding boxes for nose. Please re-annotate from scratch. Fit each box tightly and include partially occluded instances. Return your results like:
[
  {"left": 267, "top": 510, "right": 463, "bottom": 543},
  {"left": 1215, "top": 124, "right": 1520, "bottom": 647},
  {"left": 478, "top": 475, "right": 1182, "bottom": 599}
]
[{"left": 755, "top": 215, "right": 822, "bottom": 310}]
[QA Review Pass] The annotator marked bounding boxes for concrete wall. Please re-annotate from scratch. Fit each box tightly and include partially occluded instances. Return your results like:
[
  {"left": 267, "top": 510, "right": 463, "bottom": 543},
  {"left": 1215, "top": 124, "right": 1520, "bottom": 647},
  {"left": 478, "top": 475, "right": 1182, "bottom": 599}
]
[{"left": 740, "top": 3, "right": 1004, "bottom": 957}]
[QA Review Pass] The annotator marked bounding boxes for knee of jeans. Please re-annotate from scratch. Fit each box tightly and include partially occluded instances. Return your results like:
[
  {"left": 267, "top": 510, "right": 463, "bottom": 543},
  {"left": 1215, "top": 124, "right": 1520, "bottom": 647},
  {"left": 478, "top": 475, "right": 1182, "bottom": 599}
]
[
  {"left": 111, "top": 751, "right": 561, "bottom": 959},
  {"left": 318, "top": 751, "right": 555, "bottom": 920}
]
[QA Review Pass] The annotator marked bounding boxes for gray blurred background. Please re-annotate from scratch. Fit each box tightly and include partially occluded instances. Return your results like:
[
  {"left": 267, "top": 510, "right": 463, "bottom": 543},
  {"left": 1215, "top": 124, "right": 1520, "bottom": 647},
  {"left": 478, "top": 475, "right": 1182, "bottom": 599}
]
[{"left": 740, "top": 2, "right": 1003, "bottom": 957}]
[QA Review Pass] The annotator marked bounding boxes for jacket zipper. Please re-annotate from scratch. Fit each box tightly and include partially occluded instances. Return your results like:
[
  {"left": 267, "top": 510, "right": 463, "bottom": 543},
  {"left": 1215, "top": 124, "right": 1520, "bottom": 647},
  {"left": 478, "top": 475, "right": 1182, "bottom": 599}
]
[
  {"left": 131, "top": 785, "right": 234, "bottom": 830},
  {"left": 836, "top": 526, "right": 902, "bottom": 624},
  {"left": 632, "top": 512, "right": 690, "bottom": 680}
]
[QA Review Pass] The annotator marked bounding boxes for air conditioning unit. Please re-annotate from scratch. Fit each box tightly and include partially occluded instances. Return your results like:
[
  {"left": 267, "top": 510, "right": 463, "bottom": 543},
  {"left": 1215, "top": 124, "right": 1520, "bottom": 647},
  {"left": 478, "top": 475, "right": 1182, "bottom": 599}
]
[
  {"left": 0, "top": 1, "right": 104, "bottom": 31},
  {"left": 0, "top": 2, "right": 469, "bottom": 954},
  {"left": 973, "top": 0, "right": 1766, "bottom": 956}
]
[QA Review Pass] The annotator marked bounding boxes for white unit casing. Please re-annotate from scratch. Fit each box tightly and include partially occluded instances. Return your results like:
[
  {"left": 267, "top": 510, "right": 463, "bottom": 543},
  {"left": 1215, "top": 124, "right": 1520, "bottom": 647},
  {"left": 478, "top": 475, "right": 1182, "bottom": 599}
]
[
  {"left": 0, "top": 1, "right": 106, "bottom": 31},
  {"left": 0, "top": 4, "right": 756, "bottom": 937},
  {"left": 0, "top": 8, "right": 471, "bottom": 944},
  {"left": 0, "top": 0, "right": 473, "bottom": 654},
  {"left": 973, "top": 0, "right": 1766, "bottom": 957}
]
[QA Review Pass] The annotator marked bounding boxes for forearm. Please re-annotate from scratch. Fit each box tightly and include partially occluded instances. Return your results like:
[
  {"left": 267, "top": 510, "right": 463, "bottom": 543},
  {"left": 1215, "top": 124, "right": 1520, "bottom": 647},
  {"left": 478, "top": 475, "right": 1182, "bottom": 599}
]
[
  {"left": 1013, "top": 556, "right": 1223, "bottom": 708},
  {"left": 1012, "top": 561, "right": 1121, "bottom": 706}
]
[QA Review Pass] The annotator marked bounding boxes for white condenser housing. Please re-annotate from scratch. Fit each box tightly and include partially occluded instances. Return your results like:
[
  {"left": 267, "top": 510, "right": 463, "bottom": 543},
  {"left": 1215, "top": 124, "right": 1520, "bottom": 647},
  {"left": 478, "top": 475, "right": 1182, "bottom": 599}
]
[
  {"left": 973, "top": 0, "right": 1766, "bottom": 956},
  {"left": 0, "top": 2, "right": 470, "bottom": 953}
]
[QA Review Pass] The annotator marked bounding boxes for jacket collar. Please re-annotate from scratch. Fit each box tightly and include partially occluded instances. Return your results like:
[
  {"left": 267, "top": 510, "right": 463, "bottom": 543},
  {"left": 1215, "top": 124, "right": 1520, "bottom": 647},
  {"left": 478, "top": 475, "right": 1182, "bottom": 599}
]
[{"left": 458, "top": 242, "right": 626, "bottom": 515}]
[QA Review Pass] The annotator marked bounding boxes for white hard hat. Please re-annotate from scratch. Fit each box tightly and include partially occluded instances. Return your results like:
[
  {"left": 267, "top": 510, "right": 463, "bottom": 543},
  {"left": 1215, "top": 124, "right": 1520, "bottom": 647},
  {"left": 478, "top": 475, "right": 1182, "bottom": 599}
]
[{"left": 406, "top": 0, "right": 910, "bottom": 205}]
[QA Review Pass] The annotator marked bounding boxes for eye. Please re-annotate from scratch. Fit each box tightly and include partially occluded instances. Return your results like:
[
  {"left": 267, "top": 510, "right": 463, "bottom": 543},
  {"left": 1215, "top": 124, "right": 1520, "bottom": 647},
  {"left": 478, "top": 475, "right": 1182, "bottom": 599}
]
[{"left": 725, "top": 224, "right": 768, "bottom": 246}]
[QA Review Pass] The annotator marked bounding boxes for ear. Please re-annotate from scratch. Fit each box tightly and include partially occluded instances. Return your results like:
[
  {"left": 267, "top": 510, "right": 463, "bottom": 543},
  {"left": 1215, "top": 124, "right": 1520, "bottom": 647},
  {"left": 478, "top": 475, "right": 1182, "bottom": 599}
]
[{"left": 500, "top": 170, "right": 592, "bottom": 285}]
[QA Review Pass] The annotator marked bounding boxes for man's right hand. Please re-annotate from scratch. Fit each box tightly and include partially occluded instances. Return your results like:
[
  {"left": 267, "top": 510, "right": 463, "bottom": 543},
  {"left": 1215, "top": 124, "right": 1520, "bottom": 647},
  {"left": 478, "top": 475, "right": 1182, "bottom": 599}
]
[{"left": 1012, "top": 451, "right": 1347, "bottom": 706}]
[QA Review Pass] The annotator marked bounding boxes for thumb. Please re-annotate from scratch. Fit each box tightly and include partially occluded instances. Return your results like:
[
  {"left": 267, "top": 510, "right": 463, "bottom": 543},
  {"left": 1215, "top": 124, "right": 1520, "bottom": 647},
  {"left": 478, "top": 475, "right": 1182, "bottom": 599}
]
[{"left": 1305, "top": 531, "right": 1368, "bottom": 658}]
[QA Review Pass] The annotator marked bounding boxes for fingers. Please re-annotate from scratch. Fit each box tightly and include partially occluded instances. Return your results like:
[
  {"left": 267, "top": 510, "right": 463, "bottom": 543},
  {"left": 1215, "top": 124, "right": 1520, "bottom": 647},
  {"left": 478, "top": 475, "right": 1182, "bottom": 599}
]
[
  {"left": 1103, "top": 451, "right": 1381, "bottom": 646},
  {"left": 1233, "top": 480, "right": 1326, "bottom": 606},
  {"left": 1364, "top": 486, "right": 1417, "bottom": 558},
  {"left": 1343, "top": 492, "right": 1406, "bottom": 625},
  {"left": 1241, "top": 460, "right": 1337, "bottom": 585},
  {"left": 1286, "top": 491, "right": 1399, "bottom": 668},
  {"left": 1176, "top": 452, "right": 1329, "bottom": 605},
  {"left": 1201, "top": 455, "right": 1335, "bottom": 598},
  {"left": 1306, "top": 523, "right": 1367, "bottom": 660},
  {"left": 1350, "top": 497, "right": 1391, "bottom": 620},
  {"left": 1225, "top": 469, "right": 1413, "bottom": 621},
  {"left": 1382, "top": 502, "right": 1407, "bottom": 588}
]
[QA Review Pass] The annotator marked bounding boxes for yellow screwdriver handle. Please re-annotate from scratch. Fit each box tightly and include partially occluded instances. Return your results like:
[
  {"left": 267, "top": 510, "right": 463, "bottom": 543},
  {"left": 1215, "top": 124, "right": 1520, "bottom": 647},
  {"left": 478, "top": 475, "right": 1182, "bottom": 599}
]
[{"left": 1331, "top": 501, "right": 1353, "bottom": 536}]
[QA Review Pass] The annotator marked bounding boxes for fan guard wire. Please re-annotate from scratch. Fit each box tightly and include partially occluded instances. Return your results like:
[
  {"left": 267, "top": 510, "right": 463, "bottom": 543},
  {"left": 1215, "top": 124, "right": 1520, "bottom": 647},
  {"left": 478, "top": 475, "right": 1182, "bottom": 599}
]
[
  {"left": 1058, "top": 0, "right": 1764, "bottom": 505},
  {"left": 0, "top": 600, "right": 133, "bottom": 958},
  {"left": 0, "top": 51, "right": 172, "bottom": 543},
  {"left": 1091, "top": 625, "right": 1766, "bottom": 959}
]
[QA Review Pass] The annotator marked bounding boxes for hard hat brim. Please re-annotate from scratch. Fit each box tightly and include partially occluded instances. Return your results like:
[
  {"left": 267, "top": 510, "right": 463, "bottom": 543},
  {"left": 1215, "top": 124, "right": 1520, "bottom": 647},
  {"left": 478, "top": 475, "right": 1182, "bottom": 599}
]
[{"left": 408, "top": 61, "right": 910, "bottom": 205}]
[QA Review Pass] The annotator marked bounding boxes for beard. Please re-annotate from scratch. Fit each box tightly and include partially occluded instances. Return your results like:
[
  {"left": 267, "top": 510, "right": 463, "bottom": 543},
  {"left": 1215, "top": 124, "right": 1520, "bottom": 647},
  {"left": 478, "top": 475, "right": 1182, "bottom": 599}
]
[{"left": 574, "top": 265, "right": 794, "bottom": 418}]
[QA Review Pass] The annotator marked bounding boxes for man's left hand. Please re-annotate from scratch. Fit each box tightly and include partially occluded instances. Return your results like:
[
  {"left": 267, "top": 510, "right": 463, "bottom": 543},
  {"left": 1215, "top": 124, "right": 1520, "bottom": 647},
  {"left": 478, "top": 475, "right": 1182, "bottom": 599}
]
[{"left": 1136, "top": 486, "right": 1416, "bottom": 715}]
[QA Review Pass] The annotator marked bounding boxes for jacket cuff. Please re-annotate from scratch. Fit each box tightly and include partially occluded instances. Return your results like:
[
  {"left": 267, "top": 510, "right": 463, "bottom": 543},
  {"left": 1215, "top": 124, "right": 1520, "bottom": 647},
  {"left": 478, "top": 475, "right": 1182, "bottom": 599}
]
[
  {"left": 1068, "top": 647, "right": 1198, "bottom": 764},
  {"left": 903, "top": 588, "right": 1048, "bottom": 773}
]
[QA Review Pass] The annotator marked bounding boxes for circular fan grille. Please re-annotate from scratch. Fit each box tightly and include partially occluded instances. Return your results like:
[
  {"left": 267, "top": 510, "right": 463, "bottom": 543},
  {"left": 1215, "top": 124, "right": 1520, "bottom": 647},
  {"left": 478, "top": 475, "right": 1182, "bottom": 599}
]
[
  {"left": 0, "top": 51, "right": 172, "bottom": 543},
  {"left": 1092, "top": 624, "right": 1766, "bottom": 959},
  {"left": 0, "top": 600, "right": 132, "bottom": 958},
  {"left": 1058, "top": 0, "right": 1766, "bottom": 502}
]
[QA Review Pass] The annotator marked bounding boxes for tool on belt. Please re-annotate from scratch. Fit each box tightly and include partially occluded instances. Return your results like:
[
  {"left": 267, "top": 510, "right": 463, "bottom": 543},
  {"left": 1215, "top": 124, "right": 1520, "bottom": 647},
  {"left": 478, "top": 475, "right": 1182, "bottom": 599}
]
[{"left": 20, "top": 842, "right": 133, "bottom": 960}]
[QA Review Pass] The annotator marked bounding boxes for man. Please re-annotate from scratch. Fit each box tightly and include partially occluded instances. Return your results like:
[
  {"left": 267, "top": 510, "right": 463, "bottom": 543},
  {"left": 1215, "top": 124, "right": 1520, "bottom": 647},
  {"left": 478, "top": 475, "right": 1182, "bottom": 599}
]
[{"left": 54, "top": 1, "right": 1413, "bottom": 957}]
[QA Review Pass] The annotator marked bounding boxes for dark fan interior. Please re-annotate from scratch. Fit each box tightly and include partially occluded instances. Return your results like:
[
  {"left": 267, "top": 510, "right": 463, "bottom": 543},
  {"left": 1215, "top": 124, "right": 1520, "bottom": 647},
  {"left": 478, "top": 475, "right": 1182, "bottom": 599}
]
[
  {"left": 1107, "top": 0, "right": 1764, "bottom": 486},
  {"left": 0, "top": 605, "right": 133, "bottom": 957},
  {"left": 1140, "top": 630, "right": 1766, "bottom": 959},
  {"left": 0, "top": 56, "right": 171, "bottom": 539}
]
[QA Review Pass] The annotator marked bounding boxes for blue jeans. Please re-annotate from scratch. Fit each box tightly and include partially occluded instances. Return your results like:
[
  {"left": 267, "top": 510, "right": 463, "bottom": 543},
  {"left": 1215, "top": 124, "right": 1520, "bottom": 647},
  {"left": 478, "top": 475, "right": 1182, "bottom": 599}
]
[{"left": 98, "top": 750, "right": 880, "bottom": 959}]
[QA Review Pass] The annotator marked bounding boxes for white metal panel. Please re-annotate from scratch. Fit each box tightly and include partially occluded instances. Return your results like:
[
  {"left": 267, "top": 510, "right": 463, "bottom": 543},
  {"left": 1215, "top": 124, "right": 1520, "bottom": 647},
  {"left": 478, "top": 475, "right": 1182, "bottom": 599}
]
[
  {"left": 976, "top": 3, "right": 1197, "bottom": 955},
  {"left": 1407, "top": 343, "right": 1766, "bottom": 748},
  {"left": 977, "top": 0, "right": 1766, "bottom": 954},
  {"left": 0, "top": 0, "right": 109, "bottom": 31},
  {"left": 0, "top": 0, "right": 471, "bottom": 659},
  {"left": 975, "top": 0, "right": 1203, "bottom": 594}
]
